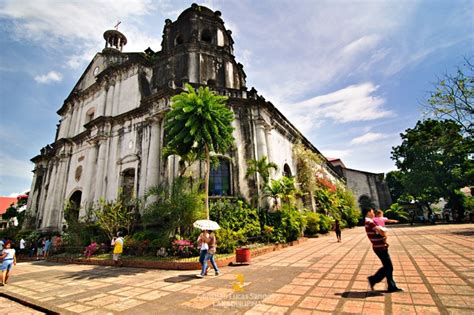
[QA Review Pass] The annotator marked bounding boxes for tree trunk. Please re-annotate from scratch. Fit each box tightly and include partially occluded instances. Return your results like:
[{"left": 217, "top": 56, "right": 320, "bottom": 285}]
[{"left": 205, "top": 145, "right": 210, "bottom": 219}]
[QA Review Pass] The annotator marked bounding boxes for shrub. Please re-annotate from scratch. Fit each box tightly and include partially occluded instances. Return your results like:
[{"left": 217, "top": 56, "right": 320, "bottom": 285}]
[
  {"left": 267, "top": 206, "right": 306, "bottom": 243},
  {"left": 318, "top": 214, "right": 333, "bottom": 234},
  {"left": 215, "top": 228, "right": 242, "bottom": 253},
  {"left": 210, "top": 199, "right": 261, "bottom": 243},
  {"left": 304, "top": 212, "right": 321, "bottom": 236}
]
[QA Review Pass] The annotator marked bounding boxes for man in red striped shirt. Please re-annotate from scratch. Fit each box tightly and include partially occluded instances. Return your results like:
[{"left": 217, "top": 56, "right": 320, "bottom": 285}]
[{"left": 365, "top": 208, "right": 403, "bottom": 293}]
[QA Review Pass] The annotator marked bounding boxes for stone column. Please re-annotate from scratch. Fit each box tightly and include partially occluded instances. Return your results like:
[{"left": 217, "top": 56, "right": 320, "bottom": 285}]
[
  {"left": 41, "top": 160, "right": 59, "bottom": 229},
  {"left": 94, "top": 139, "right": 108, "bottom": 200},
  {"left": 255, "top": 118, "right": 268, "bottom": 160},
  {"left": 81, "top": 141, "right": 99, "bottom": 217},
  {"left": 106, "top": 81, "right": 115, "bottom": 116},
  {"left": 145, "top": 116, "right": 162, "bottom": 190},
  {"left": 50, "top": 152, "right": 69, "bottom": 230}
]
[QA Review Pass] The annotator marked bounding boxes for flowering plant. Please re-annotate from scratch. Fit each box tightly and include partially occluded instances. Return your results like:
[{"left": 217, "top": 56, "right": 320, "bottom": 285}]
[
  {"left": 84, "top": 242, "right": 99, "bottom": 258},
  {"left": 170, "top": 239, "right": 196, "bottom": 258}
]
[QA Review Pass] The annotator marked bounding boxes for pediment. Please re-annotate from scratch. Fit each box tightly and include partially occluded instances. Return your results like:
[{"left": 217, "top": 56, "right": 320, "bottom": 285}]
[{"left": 70, "top": 53, "right": 106, "bottom": 94}]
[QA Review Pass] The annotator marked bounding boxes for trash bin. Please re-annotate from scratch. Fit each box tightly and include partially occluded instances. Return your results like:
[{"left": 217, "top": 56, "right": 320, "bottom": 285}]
[{"left": 235, "top": 247, "right": 251, "bottom": 263}]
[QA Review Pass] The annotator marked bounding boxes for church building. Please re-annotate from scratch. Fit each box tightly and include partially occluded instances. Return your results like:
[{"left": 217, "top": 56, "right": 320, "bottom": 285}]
[{"left": 27, "top": 4, "right": 345, "bottom": 232}]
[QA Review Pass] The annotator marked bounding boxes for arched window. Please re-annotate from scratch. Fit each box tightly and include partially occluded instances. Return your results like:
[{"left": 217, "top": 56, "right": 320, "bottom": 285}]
[
  {"left": 85, "top": 108, "right": 95, "bottom": 124},
  {"left": 359, "top": 195, "right": 374, "bottom": 213},
  {"left": 121, "top": 168, "right": 135, "bottom": 201},
  {"left": 283, "top": 164, "right": 292, "bottom": 177},
  {"left": 175, "top": 35, "right": 183, "bottom": 46},
  {"left": 201, "top": 29, "right": 212, "bottom": 43},
  {"left": 209, "top": 159, "right": 231, "bottom": 196}
]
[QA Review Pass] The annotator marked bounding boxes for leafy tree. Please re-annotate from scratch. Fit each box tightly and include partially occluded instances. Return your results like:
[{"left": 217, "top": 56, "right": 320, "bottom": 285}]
[
  {"left": 263, "top": 176, "right": 301, "bottom": 210},
  {"left": 164, "top": 84, "right": 235, "bottom": 219},
  {"left": 143, "top": 177, "right": 205, "bottom": 238},
  {"left": 245, "top": 156, "right": 278, "bottom": 189},
  {"left": 93, "top": 192, "right": 139, "bottom": 240},
  {"left": 385, "top": 171, "right": 405, "bottom": 202},
  {"left": 293, "top": 143, "right": 323, "bottom": 211},
  {"left": 424, "top": 58, "right": 473, "bottom": 136},
  {"left": 391, "top": 119, "right": 473, "bottom": 216}
]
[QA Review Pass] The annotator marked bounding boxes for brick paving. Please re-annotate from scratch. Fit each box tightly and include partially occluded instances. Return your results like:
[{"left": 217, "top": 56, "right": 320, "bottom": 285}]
[{"left": 0, "top": 224, "right": 472, "bottom": 314}]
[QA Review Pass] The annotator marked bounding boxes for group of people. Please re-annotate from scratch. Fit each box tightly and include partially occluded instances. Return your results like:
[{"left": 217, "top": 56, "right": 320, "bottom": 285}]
[{"left": 196, "top": 230, "right": 220, "bottom": 278}]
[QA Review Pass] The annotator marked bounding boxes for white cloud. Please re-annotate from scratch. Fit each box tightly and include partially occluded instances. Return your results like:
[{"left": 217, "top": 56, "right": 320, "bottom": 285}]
[
  {"left": 350, "top": 132, "right": 389, "bottom": 145},
  {"left": 282, "top": 82, "right": 395, "bottom": 132},
  {"left": 34, "top": 71, "right": 63, "bottom": 83},
  {"left": 0, "top": 0, "right": 164, "bottom": 69},
  {"left": 320, "top": 149, "right": 352, "bottom": 160},
  {"left": 0, "top": 154, "right": 33, "bottom": 181}
]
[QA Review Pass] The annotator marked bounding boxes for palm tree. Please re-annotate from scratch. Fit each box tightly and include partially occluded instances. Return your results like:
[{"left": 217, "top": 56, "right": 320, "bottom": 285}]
[
  {"left": 245, "top": 156, "right": 278, "bottom": 189},
  {"left": 164, "top": 84, "right": 235, "bottom": 219}
]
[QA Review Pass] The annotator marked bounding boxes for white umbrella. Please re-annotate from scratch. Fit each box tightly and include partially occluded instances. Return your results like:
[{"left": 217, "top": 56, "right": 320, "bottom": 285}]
[{"left": 193, "top": 219, "right": 220, "bottom": 230}]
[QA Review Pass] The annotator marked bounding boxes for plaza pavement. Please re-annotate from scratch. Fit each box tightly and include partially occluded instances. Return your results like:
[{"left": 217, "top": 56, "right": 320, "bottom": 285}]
[{"left": 0, "top": 224, "right": 472, "bottom": 315}]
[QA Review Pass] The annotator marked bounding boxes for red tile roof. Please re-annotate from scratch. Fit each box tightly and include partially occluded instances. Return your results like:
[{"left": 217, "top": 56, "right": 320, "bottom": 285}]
[{"left": 0, "top": 197, "right": 17, "bottom": 215}]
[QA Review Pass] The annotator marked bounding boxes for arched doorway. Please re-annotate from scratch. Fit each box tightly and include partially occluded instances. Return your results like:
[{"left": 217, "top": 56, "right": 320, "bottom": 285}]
[
  {"left": 121, "top": 168, "right": 135, "bottom": 201},
  {"left": 68, "top": 190, "right": 82, "bottom": 221},
  {"left": 283, "top": 164, "right": 292, "bottom": 177}
]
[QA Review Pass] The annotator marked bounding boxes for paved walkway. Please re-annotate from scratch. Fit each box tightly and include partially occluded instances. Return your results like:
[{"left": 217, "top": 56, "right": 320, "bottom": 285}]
[{"left": 0, "top": 224, "right": 472, "bottom": 314}]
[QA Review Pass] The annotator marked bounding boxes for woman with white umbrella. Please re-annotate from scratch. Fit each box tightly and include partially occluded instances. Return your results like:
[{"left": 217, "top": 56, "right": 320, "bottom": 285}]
[{"left": 194, "top": 220, "right": 221, "bottom": 278}]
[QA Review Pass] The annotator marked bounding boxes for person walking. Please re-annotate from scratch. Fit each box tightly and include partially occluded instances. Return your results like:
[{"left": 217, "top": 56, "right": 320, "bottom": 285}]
[
  {"left": 334, "top": 219, "right": 342, "bottom": 242},
  {"left": 365, "top": 208, "right": 403, "bottom": 293},
  {"left": 205, "top": 230, "right": 220, "bottom": 276},
  {"left": 0, "top": 241, "right": 16, "bottom": 285},
  {"left": 111, "top": 232, "right": 124, "bottom": 267},
  {"left": 196, "top": 230, "right": 209, "bottom": 278}
]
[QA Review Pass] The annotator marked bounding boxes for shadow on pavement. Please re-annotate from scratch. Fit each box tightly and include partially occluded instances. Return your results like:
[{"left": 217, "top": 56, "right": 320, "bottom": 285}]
[
  {"left": 335, "top": 291, "right": 384, "bottom": 299},
  {"left": 164, "top": 274, "right": 198, "bottom": 283},
  {"left": 451, "top": 230, "right": 474, "bottom": 236},
  {"left": 56, "top": 265, "right": 148, "bottom": 281}
]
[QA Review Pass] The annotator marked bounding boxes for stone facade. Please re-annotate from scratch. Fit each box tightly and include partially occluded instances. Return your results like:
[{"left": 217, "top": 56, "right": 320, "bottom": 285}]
[
  {"left": 329, "top": 159, "right": 392, "bottom": 210},
  {"left": 27, "top": 4, "right": 342, "bottom": 232}
]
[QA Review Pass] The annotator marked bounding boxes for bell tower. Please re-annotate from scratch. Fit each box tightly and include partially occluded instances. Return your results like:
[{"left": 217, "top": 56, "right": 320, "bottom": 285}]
[{"left": 102, "top": 29, "right": 127, "bottom": 54}]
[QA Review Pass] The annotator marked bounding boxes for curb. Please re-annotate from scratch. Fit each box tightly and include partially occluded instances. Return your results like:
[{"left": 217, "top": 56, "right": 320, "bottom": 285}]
[{"left": 36, "top": 237, "right": 308, "bottom": 270}]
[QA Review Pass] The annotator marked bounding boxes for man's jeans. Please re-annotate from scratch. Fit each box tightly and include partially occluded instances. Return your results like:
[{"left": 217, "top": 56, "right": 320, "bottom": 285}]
[
  {"left": 200, "top": 251, "right": 219, "bottom": 275},
  {"left": 370, "top": 249, "right": 397, "bottom": 289}
]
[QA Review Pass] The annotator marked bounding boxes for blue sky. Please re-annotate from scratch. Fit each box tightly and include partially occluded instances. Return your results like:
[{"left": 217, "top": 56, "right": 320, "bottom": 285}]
[{"left": 0, "top": 0, "right": 473, "bottom": 196}]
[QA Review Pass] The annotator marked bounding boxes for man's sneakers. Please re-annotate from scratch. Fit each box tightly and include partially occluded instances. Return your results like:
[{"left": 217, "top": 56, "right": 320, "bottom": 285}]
[
  {"left": 367, "top": 277, "right": 375, "bottom": 291},
  {"left": 215, "top": 271, "right": 221, "bottom": 276},
  {"left": 387, "top": 287, "right": 404, "bottom": 293},
  {"left": 196, "top": 274, "right": 204, "bottom": 278}
]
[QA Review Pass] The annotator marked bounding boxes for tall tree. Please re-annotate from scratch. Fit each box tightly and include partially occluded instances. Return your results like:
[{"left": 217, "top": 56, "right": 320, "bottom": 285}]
[
  {"left": 385, "top": 170, "right": 405, "bottom": 203},
  {"left": 424, "top": 58, "right": 473, "bottom": 136},
  {"left": 164, "top": 84, "right": 235, "bottom": 219},
  {"left": 391, "top": 119, "right": 473, "bottom": 214}
]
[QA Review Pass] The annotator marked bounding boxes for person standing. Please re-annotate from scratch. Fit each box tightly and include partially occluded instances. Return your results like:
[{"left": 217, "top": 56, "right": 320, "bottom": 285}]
[
  {"left": 44, "top": 237, "right": 52, "bottom": 258},
  {"left": 111, "top": 232, "right": 124, "bottom": 267},
  {"left": 196, "top": 230, "right": 209, "bottom": 278},
  {"left": 0, "top": 241, "right": 16, "bottom": 285},
  {"left": 19, "top": 238, "right": 26, "bottom": 255},
  {"left": 334, "top": 219, "right": 342, "bottom": 242},
  {"left": 365, "top": 208, "right": 403, "bottom": 293}
]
